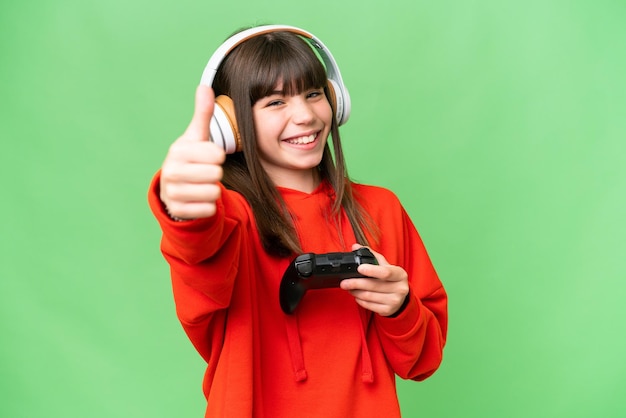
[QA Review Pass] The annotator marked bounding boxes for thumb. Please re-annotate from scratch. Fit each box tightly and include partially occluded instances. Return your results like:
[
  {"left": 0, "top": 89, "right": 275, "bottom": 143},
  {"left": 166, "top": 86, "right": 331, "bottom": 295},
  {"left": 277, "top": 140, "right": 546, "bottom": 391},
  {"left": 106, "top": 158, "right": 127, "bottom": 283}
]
[
  {"left": 352, "top": 243, "right": 387, "bottom": 265},
  {"left": 183, "top": 84, "right": 215, "bottom": 141}
]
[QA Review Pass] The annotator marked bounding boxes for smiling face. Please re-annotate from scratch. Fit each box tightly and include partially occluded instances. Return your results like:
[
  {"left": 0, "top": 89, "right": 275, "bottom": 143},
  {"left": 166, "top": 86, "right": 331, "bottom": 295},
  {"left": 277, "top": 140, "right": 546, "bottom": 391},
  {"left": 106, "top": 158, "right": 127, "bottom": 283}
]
[
  {"left": 212, "top": 31, "right": 337, "bottom": 192},
  {"left": 252, "top": 83, "right": 333, "bottom": 190}
]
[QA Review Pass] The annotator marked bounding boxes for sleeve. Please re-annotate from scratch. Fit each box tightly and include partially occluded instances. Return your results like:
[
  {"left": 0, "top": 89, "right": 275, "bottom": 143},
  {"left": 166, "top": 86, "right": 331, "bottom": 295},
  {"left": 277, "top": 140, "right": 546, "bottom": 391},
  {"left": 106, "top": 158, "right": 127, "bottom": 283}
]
[
  {"left": 147, "top": 171, "right": 247, "bottom": 362},
  {"left": 372, "top": 195, "right": 448, "bottom": 381}
]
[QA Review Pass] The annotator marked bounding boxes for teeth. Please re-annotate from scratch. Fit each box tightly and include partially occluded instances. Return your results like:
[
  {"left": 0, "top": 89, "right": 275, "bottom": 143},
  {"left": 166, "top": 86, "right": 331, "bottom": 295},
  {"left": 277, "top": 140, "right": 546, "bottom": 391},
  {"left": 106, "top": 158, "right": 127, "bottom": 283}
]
[{"left": 285, "top": 134, "right": 316, "bottom": 145}]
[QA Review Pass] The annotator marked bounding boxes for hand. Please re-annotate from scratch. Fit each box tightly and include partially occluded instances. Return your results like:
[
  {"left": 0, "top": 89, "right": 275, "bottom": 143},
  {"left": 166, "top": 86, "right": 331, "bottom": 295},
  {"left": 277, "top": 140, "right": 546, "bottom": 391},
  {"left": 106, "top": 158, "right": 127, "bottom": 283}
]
[
  {"left": 340, "top": 244, "right": 410, "bottom": 317},
  {"left": 160, "top": 85, "right": 226, "bottom": 219}
]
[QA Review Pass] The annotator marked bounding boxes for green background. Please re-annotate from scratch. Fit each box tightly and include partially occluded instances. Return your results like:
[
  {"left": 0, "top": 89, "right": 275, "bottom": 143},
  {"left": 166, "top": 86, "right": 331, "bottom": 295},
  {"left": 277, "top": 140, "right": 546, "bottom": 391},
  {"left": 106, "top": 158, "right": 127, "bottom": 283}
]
[{"left": 2, "top": 0, "right": 625, "bottom": 416}]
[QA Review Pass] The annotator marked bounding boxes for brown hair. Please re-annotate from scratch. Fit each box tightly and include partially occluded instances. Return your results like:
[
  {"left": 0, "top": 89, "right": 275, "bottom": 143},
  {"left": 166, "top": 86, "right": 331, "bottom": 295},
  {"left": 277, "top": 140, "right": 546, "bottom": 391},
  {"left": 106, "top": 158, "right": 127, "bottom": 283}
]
[{"left": 213, "top": 30, "right": 376, "bottom": 257}]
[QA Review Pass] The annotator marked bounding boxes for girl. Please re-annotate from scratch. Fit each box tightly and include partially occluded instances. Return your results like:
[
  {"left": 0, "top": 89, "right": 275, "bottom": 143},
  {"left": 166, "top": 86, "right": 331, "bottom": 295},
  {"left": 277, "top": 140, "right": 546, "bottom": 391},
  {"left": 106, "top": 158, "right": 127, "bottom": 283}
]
[{"left": 149, "top": 25, "right": 447, "bottom": 417}]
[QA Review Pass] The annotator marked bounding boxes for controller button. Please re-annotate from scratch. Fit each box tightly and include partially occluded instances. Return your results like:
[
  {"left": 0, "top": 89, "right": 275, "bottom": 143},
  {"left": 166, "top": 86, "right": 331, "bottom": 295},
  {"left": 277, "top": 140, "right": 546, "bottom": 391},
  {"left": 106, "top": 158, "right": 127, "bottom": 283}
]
[{"left": 296, "top": 260, "right": 313, "bottom": 277}]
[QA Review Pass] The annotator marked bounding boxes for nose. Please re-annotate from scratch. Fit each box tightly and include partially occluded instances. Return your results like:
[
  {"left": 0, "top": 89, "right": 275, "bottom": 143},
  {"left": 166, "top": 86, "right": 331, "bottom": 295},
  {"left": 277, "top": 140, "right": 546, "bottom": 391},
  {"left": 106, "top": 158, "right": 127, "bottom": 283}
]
[{"left": 290, "top": 97, "right": 315, "bottom": 125}]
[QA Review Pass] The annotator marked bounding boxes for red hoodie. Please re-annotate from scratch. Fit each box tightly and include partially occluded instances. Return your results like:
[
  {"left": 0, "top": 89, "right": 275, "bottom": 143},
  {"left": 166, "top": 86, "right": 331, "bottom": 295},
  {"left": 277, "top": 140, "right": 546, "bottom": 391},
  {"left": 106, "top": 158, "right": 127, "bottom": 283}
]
[{"left": 148, "top": 174, "right": 448, "bottom": 417}]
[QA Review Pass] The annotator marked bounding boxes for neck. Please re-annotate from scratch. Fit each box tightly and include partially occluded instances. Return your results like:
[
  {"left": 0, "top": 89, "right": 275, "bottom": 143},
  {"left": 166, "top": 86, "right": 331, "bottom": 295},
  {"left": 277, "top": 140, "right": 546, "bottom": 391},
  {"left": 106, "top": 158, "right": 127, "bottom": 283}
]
[{"left": 268, "top": 168, "right": 321, "bottom": 193}]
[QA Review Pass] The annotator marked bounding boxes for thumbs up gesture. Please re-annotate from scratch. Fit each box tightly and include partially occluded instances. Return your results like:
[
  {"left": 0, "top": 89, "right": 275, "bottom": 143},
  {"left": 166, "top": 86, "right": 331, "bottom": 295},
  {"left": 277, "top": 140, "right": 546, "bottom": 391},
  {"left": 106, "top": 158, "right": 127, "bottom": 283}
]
[{"left": 160, "top": 85, "right": 227, "bottom": 220}]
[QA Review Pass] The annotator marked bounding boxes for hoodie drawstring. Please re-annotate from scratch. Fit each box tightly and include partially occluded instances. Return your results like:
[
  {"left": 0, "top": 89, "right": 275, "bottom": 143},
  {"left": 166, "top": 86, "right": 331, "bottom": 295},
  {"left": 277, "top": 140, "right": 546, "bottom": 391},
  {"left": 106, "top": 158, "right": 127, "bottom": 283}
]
[
  {"left": 285, "top": 314, "right": 308, "bottom": 382},
  {"left": 358, "top": 306, "right": 374, "bottom": 383}
]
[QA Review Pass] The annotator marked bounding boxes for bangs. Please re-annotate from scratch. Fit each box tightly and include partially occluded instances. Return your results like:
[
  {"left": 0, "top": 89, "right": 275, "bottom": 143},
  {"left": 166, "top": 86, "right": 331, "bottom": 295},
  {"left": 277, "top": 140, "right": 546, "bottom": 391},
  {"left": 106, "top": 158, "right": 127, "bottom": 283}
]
[{"left": 244, "top": 34, "right": 328, "bottom": 103}]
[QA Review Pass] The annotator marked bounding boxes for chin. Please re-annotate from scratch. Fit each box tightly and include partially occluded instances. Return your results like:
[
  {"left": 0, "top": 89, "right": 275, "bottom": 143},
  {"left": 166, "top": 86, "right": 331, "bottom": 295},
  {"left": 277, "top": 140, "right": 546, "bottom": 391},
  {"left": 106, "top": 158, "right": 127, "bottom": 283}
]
[{"left": 294, "top": 156, "right": 324, "bottom": 171}]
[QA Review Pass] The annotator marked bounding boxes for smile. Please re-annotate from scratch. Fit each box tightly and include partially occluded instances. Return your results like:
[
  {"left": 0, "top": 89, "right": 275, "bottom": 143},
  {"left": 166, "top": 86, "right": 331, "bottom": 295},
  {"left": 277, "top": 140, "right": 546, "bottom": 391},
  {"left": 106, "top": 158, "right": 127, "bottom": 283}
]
[{"left": 283, "top": 133, "right": 317, "bottom": 145}]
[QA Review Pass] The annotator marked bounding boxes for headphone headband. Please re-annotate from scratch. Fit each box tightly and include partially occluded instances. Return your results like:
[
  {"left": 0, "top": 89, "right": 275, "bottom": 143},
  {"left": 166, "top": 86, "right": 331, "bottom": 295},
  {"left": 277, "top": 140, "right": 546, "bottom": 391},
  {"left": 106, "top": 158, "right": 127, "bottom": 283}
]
[
  {"left": 199, "top": 25, "right": 351, "bottom": 153},
  {"left": 200, "top": 26, "right": 308, "bottom": 86}
]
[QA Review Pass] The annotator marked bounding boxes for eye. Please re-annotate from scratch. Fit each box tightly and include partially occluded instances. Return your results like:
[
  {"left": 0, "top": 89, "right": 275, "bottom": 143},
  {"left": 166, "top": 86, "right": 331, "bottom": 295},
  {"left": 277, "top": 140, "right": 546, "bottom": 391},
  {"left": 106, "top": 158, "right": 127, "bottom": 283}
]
[
  {"left": 259, "top": 95, "right": 285, "bottom": 108},
  {"left": 306, "top": 89, "right": 324, "bottom": 99}
]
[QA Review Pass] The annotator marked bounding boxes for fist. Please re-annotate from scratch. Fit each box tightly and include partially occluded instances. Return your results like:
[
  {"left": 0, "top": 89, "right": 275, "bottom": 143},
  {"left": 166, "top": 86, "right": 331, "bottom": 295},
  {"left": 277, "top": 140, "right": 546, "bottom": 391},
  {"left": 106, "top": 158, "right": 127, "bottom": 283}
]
[{"left": 160, "top": 85, "right": 227, "bottom": 219}]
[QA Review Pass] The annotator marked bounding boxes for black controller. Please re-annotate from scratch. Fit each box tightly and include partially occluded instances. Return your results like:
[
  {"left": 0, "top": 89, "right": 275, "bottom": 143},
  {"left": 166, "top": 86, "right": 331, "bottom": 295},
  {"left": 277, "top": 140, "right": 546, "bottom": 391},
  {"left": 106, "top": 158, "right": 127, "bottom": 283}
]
[{"left": 279, "top": 248, "right": 379, "bottom": 314}]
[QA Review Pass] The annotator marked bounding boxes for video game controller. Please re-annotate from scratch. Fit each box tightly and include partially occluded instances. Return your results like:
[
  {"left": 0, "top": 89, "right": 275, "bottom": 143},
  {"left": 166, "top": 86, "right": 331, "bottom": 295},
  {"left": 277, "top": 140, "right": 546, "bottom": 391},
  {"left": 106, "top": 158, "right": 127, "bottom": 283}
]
[{"left": 279, "top": 247, "right": 379, "bottom": 314}]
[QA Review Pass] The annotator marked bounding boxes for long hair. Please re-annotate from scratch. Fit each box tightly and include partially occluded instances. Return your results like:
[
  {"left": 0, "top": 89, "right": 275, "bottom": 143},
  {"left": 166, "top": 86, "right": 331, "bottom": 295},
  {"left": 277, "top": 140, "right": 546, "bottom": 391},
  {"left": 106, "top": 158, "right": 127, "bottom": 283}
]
[{"left": 212, "top": 30, "right": 376, "bottom": 257}]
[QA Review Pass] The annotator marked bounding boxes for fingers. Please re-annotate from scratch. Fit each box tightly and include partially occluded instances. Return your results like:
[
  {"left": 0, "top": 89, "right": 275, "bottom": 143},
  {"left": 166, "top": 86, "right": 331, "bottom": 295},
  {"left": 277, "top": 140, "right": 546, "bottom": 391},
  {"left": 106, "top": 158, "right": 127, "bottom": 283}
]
[
  {"left": 166, "top": 139, "right": 226, "bottom": 165},
  {"left": 160, "top": 184, "right": 222, "bottom": 219},
  {"left": 341, "top": 278, "right": 409, "bottom": 317},
  {"left": 162, "top": 182, "right": 222, "bottom": 204},
  {"left": 182, "top": 84, "right": 215, "bottom": 141},
  {"left": 349, "top": 294, "right": 406, "bottom": 317},
  {"left": 351, "top": 243, "right": 364, "bottom": 252},
  {"left": 340, "top": 273, "right": 408, "bottom": 293},
  {"left": 351, "top": 243, "right": 389, "bottom": 268},
  {"left": 342, "top": 245, "right": 409, "bottom": 316},
  {"left": 161, "top": 158, "right": 223, "bottom": 183},
  {"left": 160, "top": 143, "right": 225, "bottom": 219}
]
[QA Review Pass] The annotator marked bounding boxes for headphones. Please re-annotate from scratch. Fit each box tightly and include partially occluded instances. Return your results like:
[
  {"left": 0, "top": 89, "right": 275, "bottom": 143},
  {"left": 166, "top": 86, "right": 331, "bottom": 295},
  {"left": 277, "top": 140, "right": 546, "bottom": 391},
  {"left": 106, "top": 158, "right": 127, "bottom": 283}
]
[{"left": 199, "top": 25, "right": 351, "bottom": 153}]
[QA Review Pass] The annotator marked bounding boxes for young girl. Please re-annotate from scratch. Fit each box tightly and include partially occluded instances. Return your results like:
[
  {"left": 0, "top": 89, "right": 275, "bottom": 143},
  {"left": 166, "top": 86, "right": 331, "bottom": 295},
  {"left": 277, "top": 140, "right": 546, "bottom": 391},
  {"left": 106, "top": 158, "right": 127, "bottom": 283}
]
[{"left": 148, "top": 25, "right": 447, "bottom": 417}]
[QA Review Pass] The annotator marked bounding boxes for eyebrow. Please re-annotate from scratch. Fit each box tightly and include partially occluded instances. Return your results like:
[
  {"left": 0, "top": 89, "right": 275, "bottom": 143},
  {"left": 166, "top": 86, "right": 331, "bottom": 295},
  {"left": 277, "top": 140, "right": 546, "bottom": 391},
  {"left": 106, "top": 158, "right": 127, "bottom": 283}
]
[{"left": 267, "top": 86, "right": 321, "bottom": 96}]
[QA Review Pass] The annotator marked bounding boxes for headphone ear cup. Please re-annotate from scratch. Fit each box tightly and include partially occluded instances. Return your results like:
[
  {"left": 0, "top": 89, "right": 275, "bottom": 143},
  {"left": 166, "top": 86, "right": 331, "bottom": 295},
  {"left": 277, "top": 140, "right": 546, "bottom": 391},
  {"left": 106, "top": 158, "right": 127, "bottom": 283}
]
[
  {"left": 327, "top": 79, "right": 349, "bottom": 126},
  {"left": 326, "top": 81, "right": 338, "bottom": 122},
  {"left": 212, "top": 95, "right": 242, "bottom": 153}
]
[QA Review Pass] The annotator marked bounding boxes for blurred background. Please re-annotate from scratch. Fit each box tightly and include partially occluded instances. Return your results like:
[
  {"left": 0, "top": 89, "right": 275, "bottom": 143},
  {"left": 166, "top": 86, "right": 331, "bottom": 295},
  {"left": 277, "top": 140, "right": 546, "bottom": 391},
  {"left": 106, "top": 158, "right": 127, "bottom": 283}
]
[{"left": 1, "top": 0, "right": 624, "bottom": 416}]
